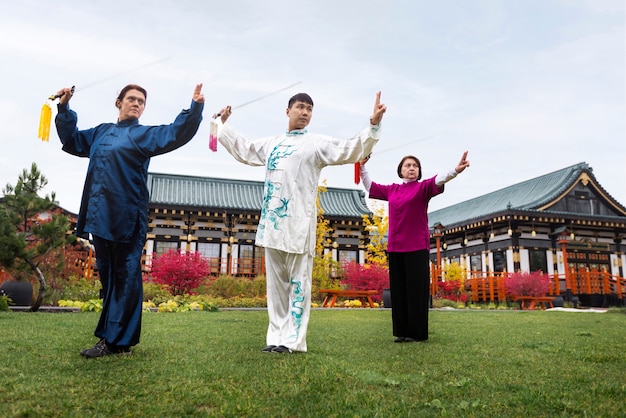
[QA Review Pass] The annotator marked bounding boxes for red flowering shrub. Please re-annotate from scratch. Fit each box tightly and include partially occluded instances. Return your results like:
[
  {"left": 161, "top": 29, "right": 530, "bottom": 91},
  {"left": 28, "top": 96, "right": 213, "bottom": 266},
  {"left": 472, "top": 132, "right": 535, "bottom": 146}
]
[
  {"left": 340, "top": 261, "right": 389, "bottom": 302},
  {"left": 504, "top": 271, "right": 550, "bottom": 297},
  {"left": 437, "top": 280, "right": 469, "bottom": 303},
  {"left": 149, "top": 250, "right": 210, "bottom": 296}
]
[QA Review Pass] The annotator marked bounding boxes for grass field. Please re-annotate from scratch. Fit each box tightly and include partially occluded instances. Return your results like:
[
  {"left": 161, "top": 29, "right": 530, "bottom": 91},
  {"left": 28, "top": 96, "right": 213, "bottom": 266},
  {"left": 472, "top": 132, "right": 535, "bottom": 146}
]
[{"left": 1, "top": 308, "right": 624, "bottom": 417}]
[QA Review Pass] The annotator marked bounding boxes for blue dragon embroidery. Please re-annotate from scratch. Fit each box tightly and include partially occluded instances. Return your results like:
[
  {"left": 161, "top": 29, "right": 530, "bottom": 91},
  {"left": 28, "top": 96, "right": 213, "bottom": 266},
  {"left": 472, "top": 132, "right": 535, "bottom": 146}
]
[
  {"left": 288, "top": 277, "right": 305, "bottom": 340},
  {"left": 258, "top": 142, "right": 297, "bottom": 238}
]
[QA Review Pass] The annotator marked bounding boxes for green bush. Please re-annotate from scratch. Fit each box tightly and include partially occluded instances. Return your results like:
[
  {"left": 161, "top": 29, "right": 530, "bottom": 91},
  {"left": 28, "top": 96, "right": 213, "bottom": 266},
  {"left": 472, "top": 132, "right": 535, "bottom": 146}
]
[
  {"left": 143, "top": 281, "right": 172, "bottom": 303},
  {"left": 208, "top": 296, "right": 267, "bottom": 308},
  {"left": 0, "top": 294, "right": 9, "bottom": 311},
  {"left": 149, "top": 294, "right": 220, "bottom": 312},
  {"left": 205, "top": 275, "right": 266, "bottom": 298},
  {"left": 432, "top": 297, "right": 458, "bottom": 308},
  {"left": 57, "top": 277, "right": 101, "bottom": 302}
]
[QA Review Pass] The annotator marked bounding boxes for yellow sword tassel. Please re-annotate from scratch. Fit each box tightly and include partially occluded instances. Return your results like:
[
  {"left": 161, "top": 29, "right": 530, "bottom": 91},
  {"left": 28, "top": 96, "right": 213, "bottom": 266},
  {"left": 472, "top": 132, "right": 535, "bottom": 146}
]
[{"left": 38, "top": 101, "right": 52, "bottom": 141}]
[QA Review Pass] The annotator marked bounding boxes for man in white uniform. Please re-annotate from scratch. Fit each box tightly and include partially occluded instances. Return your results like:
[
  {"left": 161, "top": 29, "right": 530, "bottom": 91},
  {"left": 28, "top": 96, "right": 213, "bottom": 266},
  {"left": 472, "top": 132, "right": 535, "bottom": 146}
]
[{"left": 213, "top": 92, "right": 387, "bottom": 353}]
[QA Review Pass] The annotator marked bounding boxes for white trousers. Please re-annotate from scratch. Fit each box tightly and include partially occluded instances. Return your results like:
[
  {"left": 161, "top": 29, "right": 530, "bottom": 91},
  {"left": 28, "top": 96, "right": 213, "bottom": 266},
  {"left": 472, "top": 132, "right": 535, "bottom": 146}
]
[{"left": 265, "top": 248, "right": 312, "bottom": 352}]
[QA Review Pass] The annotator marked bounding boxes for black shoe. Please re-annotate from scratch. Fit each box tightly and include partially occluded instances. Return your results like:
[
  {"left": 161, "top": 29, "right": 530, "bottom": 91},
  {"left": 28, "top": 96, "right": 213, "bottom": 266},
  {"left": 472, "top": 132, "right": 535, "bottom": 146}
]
[
  {"left": 80, "top": 339, "right": 105, "bottom": 355},
  {"left": 261, "top": 345, "right": 276, "bottom": 353},
  {"left": 394, "top": 337, "right": 406, "bottom": 343},
  {"left": 404, "top": 337, "right": 426, "bottom": 343},
  {"left": 271, "top": 345, "right": 293, "bottom": 354},
  {"left": 81, "top": 341, "right": 131, "bottom": 358}
]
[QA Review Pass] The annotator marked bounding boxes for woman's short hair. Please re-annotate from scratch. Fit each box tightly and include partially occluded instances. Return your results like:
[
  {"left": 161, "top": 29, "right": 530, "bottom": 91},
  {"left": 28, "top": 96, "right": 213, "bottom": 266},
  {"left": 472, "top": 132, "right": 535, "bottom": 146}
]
[
  {"left": 397, "top": 155, "right": 422, "bottom": 180},
  {"left": 288, "top": 93, "right": 313, "bottom": 108},
  {"left": 116, "top": 84, "right": 147, "bottom": 105}
]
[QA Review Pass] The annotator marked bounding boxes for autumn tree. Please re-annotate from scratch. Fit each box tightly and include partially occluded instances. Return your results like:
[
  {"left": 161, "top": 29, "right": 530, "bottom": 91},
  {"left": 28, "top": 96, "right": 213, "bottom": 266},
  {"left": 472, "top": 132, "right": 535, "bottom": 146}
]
[
  {"left": 312, "top": 181, "right": 339, "bottom": 293},
  {"left": 0, "top": 163, "right": 74, "bottom": 310},
  {"left": 328, "top": 202, "right": 391, "bottom": 299},
  {"left": 362, "top": 202, "right": 388, "bottom": 266}
]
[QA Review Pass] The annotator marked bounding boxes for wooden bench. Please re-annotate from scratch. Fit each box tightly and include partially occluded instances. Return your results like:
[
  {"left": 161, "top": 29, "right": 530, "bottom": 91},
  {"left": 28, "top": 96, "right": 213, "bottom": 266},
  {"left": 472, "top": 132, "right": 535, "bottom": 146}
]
[
  {"left": 318, "top": 289, "right": 378, "bottom": 308},
  {"left": 513, "top": 296, "right": 555, "bottom": 310}
]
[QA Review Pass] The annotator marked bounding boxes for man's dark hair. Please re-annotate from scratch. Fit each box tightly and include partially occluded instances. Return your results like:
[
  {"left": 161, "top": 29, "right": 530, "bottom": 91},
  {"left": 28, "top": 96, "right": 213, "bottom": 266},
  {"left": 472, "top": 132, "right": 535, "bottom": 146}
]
[{"left": 288, "top": 93, "right": 313, "bottom": 108}]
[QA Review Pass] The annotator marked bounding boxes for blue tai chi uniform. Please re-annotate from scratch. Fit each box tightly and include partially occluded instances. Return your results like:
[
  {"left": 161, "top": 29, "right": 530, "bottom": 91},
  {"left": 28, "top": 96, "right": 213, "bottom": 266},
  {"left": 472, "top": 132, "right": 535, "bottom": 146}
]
[{"left": 56, "top": 100, "right": 203, "bottom": 348}]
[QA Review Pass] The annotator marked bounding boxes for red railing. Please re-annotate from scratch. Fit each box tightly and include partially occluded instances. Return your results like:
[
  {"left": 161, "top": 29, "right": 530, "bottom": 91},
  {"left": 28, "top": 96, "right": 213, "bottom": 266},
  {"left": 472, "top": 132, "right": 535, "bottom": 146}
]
[{"left": 442, "top": 269, "right": 626, "bottom": 303}]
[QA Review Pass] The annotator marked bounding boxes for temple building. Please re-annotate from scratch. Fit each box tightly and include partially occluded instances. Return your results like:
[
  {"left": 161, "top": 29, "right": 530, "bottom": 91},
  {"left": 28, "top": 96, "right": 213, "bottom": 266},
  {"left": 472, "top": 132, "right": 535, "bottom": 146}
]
[
  {"left": 145, "top": 163, "right": 626, "bottom": 281},
  {"left": 427, "top": 162, "right": 626, "bottom": 304},
  {"left": 145, "top": 172, "right": 372, "bottom": 276}
]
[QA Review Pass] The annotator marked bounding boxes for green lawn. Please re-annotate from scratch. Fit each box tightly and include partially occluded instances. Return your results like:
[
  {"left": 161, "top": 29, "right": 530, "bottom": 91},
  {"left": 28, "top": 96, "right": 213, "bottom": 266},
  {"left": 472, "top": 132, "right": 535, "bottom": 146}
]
[{"left": 1, "top": 309, "right": 624, "bottom": 417}]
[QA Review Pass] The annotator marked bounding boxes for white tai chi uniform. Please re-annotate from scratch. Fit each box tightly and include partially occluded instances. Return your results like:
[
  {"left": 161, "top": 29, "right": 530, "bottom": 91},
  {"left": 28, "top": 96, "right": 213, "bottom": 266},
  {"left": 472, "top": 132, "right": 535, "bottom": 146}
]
[{"left": 213, "top": 119, "right": 381, "bottom": 352}]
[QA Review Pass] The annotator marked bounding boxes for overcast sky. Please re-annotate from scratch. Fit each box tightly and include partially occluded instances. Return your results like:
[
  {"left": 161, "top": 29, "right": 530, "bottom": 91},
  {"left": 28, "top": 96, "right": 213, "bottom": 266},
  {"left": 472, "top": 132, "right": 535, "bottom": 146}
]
[{"left": 1, "top": 0, "right": 624, "bottom": 215}]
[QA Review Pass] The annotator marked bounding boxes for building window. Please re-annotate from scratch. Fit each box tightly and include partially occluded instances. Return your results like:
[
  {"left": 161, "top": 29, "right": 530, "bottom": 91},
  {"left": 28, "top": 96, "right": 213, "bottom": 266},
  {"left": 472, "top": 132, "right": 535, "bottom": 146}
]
[
  {"left": 237, "top": 244, "right": 256, "bottom": 276},
  {"left": 196, "top": 242, "right": 221, "bottom": 275},
  {"left": 493, "top": 250, "right": 506, "bottom": 272},
  {"left": 239, "top": 244, "right": 254, "bottom": 259},
  {"left": 339, "top": 250, "right": 357, "bottom": 264},
  {"left": 470, "top": 254, "right": 482, "bottom": 272},
  {"left": 155, "top": 241, "right": 178, "bottom": 254},
  {"left": 197, "top": 242, "right": 220, "bottom": 258},
  {"left": 529, "top": 249, "right": 548, "bottom": 273}
]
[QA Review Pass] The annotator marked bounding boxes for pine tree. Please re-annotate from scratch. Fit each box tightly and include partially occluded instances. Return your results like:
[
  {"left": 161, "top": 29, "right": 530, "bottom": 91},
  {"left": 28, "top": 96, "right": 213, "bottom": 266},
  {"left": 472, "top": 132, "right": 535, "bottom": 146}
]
[{"left": 0, "top": 163, "right": 74, "bottom": 310}]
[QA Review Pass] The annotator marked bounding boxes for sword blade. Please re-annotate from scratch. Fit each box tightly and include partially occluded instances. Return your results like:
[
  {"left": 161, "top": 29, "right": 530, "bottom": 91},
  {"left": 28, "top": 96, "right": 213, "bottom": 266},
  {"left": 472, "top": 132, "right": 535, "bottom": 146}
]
[{"left": 214, "top": 81, "right": 303, "bottom": 117}]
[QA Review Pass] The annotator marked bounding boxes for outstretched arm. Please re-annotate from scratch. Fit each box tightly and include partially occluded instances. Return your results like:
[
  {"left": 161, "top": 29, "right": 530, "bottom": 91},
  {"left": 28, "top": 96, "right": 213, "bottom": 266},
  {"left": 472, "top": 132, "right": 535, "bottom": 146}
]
[
  {"left": 369, "top": 91, "right": 387, "bottom": 125},
  {"left": 436, "top": 151, "right": 470, "bottom": 186}
]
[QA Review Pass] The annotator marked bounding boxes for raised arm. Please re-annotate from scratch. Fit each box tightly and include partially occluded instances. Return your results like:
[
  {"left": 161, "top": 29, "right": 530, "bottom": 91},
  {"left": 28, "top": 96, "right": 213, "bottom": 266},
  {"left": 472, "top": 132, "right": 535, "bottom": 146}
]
[
  {"left": 436, "top": 151, "right": 470, "bottom": 186},
  {"left": 369, "top": 91, "right": 387, "bottom": 125},
  {"left": 192, "top": 83, "right": 205, "bottom": 103},
  {"left": 455, "top": 151, "right": 470, "bottom": 173}
]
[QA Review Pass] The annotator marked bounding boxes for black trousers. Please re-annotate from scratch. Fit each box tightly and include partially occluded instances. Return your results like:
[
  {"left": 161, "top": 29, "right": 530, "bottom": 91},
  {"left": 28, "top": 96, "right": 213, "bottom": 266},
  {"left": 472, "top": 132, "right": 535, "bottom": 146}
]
[{"left": 388, "top": 250, "right": 430, "bottom": 341}]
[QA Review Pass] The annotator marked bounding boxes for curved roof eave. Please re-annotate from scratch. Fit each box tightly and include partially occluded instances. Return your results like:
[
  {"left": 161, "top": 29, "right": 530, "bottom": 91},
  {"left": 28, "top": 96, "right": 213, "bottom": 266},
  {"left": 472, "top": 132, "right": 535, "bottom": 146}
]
[
  {"left": 147, "top": 172, "right": 371, "bottom": 218},
  {"left": 428, "top": 162, "right": 626, "bottom": 228}
]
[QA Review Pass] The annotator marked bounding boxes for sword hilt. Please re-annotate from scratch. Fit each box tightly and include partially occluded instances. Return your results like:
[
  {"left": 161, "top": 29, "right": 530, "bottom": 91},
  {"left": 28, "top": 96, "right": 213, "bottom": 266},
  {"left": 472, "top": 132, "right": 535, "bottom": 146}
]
[{"left": 48, "top": 85, "right": 75, "bottom": 101}]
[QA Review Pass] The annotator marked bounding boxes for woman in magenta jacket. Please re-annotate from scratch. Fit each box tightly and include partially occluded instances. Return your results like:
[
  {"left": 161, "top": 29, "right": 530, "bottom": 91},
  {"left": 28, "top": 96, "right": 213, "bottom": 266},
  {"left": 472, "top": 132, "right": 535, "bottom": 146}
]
[{"left": 360, "top": 151, "right": 469, "bottom": 342}]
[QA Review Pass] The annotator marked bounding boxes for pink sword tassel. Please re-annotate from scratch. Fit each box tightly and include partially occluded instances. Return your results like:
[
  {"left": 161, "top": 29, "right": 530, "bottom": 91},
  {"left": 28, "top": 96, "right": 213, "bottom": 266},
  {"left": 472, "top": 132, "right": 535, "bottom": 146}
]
[{"left": 209, "top": 119, "right": 218, "bottom": 152}]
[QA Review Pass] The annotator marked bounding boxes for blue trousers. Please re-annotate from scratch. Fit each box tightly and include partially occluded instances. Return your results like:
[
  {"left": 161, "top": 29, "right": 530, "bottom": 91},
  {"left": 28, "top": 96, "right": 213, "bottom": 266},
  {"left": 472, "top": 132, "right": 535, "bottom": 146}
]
[{"left": 92, "top": 232, "right": 145, "bottom": 348}]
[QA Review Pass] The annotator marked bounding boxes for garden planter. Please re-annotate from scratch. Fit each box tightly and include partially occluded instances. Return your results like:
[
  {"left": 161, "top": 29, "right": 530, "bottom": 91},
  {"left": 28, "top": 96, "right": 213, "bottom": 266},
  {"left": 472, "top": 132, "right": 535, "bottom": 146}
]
[
  {"left": 0, "top": 281, "right": 33, "bottom": 306},
  {"left": 382, "top": 288, "right": 392, "bottom": 308},
  {"left": 579, "top": 293, "right": 606, "bottom": 308},
  {"left": 552, "top": 296, "right": 564, "bottom": 308}
]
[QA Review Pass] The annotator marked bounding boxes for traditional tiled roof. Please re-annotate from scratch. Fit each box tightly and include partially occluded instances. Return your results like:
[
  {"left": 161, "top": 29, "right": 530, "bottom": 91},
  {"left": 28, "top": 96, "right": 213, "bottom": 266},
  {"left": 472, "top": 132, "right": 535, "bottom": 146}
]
[
  {"left": 147, "top": 172, "right": 371, "bottom": 218},
  {"left": 429, "top": 162, "right": 626, "bottom": 228}
]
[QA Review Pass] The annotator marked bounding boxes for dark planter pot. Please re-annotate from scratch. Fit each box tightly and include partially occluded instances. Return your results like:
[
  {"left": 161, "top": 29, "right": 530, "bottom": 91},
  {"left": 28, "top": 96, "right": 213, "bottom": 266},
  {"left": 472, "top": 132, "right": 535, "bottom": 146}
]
[
  {"left": 552, "top": 296, "right": 564, "bottom": 308},
  {"left": 0, "top": 281, "right": 33, "bottom": 306},
  {"left": 382, "top": 288, "right": 392, "bottom": 308},
  {"left": 579, "top": 293, "right": 606, "bottom": 308},
  {"left": 589, "top": 294, "right": 607, "bottom": 308}
]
